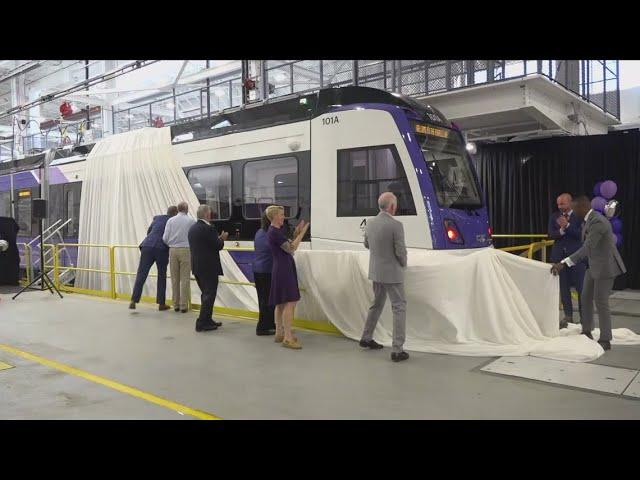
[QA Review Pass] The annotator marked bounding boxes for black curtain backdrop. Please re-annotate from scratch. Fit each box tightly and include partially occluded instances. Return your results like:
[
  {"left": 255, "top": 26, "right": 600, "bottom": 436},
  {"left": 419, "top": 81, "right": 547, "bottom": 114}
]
[{"left": 474, "top": 130, "right": 640, "bottom": 290}]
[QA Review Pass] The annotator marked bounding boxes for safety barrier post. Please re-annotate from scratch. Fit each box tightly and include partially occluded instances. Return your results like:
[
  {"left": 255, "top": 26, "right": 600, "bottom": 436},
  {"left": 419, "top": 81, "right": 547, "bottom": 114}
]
[
  {"left": 53, "top": 244, "right": 60, "bottom": 289},
  {"left": 109, "top": 246, "right": 117, "bottom": 299},
  {"left": 25, "top": 245, "right": 32, "bottom": 284}
]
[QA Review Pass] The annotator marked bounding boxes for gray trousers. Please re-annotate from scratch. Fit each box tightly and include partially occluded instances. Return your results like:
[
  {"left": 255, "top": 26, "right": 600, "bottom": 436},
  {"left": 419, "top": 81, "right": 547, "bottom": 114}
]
[
  {"left": 581, "top": 268, "right": 615, "bottom": 342},
  {"left": 361, "top": 282, "right": 406, "bottom": 353}
]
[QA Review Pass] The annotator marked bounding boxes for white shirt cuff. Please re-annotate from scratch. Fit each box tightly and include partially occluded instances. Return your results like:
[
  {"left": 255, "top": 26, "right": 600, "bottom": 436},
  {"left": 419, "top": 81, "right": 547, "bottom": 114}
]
[{"left": 561, "top": 257, "right": 575, "bottom": 267}]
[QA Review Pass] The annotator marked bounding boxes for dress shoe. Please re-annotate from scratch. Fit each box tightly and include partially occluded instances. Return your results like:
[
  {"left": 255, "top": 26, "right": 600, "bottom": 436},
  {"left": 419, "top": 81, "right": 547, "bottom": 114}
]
[
  {"left": 195, "top": 322, "right": 218, "bottom": 332},
  {"left": 129, "top": 302, "right": 136, "bottom": 310},
  {"left": 582, "top": 331, "right": 594, "bottom": 340},
  {"left": 256, "top": 329, "right": 276, "bottom": 336},
  {"left": 174, "top": 307, "right": 180, "bottom": 312},
  {"left": 282, "top": 338, "right": 302, "bottom": 349},
  {"left": 359, "top": 339, "right": 383, "bottom": 350},
  {"left": 158, "top": 304, "right": 170, "bottom": 311},
  {"left": 181, "top": 309, "right": 188, "bottom": 313},
  {"left": 391, "top": 351, "right": 410, "bottom": 362},
  {"left": 559, "top": 320, "right": 568, "bottom": 329},
  {"left": 598, "top": 340, "right": 611, "bottom": 351}
]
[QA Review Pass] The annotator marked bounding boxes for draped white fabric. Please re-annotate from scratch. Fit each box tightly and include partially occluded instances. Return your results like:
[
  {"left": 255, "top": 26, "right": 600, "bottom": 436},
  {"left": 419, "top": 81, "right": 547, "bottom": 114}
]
[
  {"left": 74, "top": 127, "right": 639, "bottom": 362},
  {"left": 293, "top": 248, "right": 640, "bottom": 362},
  {"left": 76, "top": 127, "right": 257, "bottom": 311}
]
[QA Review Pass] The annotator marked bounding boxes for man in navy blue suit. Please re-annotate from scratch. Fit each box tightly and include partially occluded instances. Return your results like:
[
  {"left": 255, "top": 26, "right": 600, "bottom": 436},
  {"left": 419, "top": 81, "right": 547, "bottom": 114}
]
[
  {"left": 129, "top": 205, "right": 178, "bottom": 311},
  {"left": 548, "top": 193, "right": 585, "bottom": 329}
]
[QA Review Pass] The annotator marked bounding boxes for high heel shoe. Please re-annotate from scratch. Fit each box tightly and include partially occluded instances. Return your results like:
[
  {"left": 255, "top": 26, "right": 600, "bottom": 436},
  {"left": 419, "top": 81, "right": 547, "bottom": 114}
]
[{"left": 282, "top": 338, "right": 302, "bottom": 349}]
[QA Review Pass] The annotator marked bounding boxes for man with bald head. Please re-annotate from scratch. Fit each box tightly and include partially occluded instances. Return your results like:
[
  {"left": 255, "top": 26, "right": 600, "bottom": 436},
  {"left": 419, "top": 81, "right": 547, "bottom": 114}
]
[
  {"left": 359, "top": 191, "right": 409, "bottom": 362},
  {"left": 548, "top": 192, "right": 585, "bottom": 329}
]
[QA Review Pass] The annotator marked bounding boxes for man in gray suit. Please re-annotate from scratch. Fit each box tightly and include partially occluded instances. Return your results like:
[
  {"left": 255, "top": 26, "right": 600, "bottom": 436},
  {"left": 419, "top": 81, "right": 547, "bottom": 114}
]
[
  {"left": 359, "top": 192, "right": 409, "bottom": 362},
  {"left": 551, "top": 195, "right": 626, "bottom": 350}
]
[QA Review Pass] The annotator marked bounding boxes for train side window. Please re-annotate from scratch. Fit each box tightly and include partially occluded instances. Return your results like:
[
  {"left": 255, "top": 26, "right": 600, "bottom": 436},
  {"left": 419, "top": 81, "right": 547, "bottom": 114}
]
[
  {"left": 0, "top": 190, "right": 10, "bottom": 217},
  {"left": 243, "top": 156, "right": 298, "bottom": 219},
  {"left": 337, "top": 145, "right": 416, "bottom": 217},
  {"left": 48, "top": 184, "right": 64, "bottom": 230},
  {"left": 63, "top": 182, "right": 82, "bottom": 237},
  {"left": 186, "top": 165, "right": 232, "bottom": 221}
]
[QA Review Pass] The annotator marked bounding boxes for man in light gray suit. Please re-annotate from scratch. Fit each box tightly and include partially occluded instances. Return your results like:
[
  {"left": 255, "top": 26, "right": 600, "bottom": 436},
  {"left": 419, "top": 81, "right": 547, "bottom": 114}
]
[
  {"left": 551, "top": 195, "right": 626, "bottom": 350},
  {"left": 359, "top": 192, "right": 409, "bottom": 362}
]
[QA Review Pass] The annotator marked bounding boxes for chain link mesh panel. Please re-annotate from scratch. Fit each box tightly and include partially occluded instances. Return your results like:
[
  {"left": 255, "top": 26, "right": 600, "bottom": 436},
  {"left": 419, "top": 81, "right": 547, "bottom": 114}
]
[
  {"left": 322, "top": 60, "right": 353, "bottom": 87},
  {"left": 358, "top": 60, "right": 387, "bottom": 89},
  {"left": 293, "top": 60, "right": 321, "bottom": 93}
]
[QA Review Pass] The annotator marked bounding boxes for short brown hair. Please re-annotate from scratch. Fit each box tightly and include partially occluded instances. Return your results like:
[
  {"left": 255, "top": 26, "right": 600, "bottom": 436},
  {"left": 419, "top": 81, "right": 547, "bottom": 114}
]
[{"left": 260, "top": 210, "right": 271, "bottom": 231}]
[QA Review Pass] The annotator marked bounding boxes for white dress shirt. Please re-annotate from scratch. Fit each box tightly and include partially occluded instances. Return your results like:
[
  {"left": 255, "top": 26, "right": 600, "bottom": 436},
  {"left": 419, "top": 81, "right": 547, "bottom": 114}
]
[
  {"left": 559, "top": 209, "right": 573, "bottom": 236},
  {"left": 561, "top": 209, "right": 593, "bottom": 267},
  {"left": 162, "top": 212, "right": 196, "bottom": 247}
]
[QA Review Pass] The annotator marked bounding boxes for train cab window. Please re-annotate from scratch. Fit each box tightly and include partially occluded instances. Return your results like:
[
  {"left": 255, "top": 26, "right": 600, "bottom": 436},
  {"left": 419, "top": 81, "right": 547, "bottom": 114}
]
[
  {"left": 243, "top": 156, "right": 298, "bottom": 219},
  {"left": 15, "top": 188, "right": 37, "bottom": 235},
  {"left": 337, "top": 146, "right": 416, "bottom": 217},
  {"left": 416, "top": 130, "right": 482, "bottom": 209},
  {"left": 187, "top": 165, "right": 232, "bottom": 220}
]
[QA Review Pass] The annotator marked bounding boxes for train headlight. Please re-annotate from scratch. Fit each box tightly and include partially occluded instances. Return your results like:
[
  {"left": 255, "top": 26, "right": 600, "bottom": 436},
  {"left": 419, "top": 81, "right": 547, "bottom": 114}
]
[
  {"left": 466, "top": 142, "right": 477, "bottom": 155},
  {"left": 444, "top": 219, "right": 464, "bottom": 245}
]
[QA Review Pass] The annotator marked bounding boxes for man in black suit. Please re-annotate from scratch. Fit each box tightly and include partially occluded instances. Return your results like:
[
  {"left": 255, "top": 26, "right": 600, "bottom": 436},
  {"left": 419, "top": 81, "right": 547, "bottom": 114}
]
[
  {"left": 0, "top": 216, "right": 20, "bottom": 286},
  {"left": 188, "top": 204, "right": 229, "bottom": 332}
]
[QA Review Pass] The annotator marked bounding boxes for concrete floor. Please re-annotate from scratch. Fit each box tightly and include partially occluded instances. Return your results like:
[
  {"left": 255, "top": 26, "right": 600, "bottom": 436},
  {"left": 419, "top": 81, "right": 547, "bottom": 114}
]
[{"left": 1, "top": 286, "right": 640, "bottom": 419}]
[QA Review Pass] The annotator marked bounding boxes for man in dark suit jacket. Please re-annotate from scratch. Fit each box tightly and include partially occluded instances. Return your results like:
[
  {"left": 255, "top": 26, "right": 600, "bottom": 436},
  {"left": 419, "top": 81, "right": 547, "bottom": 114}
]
[
  {"left": 129, "top": 206, "right": 178, "bottom": 311},
  {"left": 188, "top": 204, "right": 229, "bottom": 332},
  {"left": 0, "top": 216, "right": 20, "bottom": 286},
  {"left": 547, "top": 193, "right": 586, "bottom": 328},
  {"left": 551, "top": 195, "right": 627, "bottom": 351}
]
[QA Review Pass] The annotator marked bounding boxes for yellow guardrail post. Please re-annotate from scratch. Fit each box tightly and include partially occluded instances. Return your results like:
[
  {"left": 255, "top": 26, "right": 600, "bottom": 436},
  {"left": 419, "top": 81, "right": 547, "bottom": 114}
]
[
  {"left": 110, "top": 246, "right": 117, "bottom": 299},
  {"left": 24, "top": 244, "right": 32, "bottom": 284},
  {"left": 53, "top": 244, "right": 60, "bottom": 289}
]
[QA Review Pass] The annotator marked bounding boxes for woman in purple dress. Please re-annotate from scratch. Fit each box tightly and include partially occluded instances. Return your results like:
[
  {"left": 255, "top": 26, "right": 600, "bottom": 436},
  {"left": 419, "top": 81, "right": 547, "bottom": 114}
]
[{"left": 265, "top": 205, "right": 310, "bottom": 349}]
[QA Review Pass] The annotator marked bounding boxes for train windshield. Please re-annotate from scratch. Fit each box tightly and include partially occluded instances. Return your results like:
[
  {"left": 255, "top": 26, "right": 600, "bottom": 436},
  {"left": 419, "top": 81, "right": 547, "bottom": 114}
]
[{"left": 414, "top": 124, "right": 483, "bottom": 209}]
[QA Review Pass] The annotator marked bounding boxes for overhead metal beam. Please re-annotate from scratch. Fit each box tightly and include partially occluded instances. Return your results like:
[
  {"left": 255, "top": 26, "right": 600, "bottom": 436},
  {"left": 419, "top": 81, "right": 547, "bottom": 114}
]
[
  {"left": 0, "top": 60, "right": 43, "bottom": 84},
  {"left": 0, "top": 60, "right": 159, "bottom": 122},
  {"left": 172, "top": 60, "right": 190, "bottom": 88}
]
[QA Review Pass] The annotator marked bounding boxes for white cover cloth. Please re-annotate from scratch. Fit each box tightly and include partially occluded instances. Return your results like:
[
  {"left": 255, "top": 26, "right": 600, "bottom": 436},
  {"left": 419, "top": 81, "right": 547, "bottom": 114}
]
[
  {"left": 293, "top": 248, "right": 640, "bottom": 362},
  {"left": 76, "top": 127, "right": 257, "bottom": 311},
  {"left": 73, "top": 127, "right": 639, "bottom": 362}
]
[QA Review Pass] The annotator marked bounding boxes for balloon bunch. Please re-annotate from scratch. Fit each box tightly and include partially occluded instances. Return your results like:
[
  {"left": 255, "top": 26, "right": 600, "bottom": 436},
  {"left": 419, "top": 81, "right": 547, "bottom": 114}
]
[{"left": 592, "top": 180, "right": 622, "bottom": 247}]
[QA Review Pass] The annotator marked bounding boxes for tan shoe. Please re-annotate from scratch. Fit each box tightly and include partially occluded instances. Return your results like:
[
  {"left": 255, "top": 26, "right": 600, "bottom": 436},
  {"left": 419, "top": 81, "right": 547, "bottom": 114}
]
[
  {"left": 274, "top": 334, "right": 284, "bottom": 343},
  {"left": 282, "top": 339, "right": 302, "bottom": 349}
]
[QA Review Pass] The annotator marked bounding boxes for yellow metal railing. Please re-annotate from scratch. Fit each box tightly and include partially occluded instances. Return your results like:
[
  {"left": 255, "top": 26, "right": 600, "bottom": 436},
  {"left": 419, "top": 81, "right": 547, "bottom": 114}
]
[
  {"left": 17, "top": 242, "right": 32, "bottom": 284},
  {"left": 492, "top": 234, "right": 554, "bottom": 262}
]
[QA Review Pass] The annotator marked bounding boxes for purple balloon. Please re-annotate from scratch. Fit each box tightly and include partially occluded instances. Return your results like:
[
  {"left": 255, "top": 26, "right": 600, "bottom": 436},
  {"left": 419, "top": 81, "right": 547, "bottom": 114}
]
[
  {"left": 610, "top": 217, "right": 623, "bottom": 234},
  {"left": 600, "top": 180, "right": 617, "bottom": 200},
  {"left": 593, "top": 181, "right": 603, "bottom": 197},
  {"left": 591, "top": 196, "right": 606, "bottom": 212},
  {"left": 615, "top": 233, "right": 623, "bottom": 247}
]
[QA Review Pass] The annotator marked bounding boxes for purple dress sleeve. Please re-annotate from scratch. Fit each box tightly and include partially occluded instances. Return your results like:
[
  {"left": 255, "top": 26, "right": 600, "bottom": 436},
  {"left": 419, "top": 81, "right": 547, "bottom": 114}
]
[{"left": 268, "top": 226, "right": 287, "bottom": 248}]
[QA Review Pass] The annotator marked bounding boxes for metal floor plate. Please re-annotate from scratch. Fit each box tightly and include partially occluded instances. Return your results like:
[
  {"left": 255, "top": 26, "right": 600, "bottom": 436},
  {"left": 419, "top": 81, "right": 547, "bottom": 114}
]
[
  {"left": 623, "top": 372, "right": 640, "bottom": 398},
  {"left": 482, "top": 356, "right": 638, "bottom": 395}
]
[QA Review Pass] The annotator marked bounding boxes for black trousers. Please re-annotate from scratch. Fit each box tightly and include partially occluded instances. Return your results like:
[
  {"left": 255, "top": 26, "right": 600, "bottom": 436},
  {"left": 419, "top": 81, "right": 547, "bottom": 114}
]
[
  {"left": 195, "top": 274, "right": 219, "bottom": 325},
  {"left": 253, "top": 271, "right": 275, "bottom": 332}
]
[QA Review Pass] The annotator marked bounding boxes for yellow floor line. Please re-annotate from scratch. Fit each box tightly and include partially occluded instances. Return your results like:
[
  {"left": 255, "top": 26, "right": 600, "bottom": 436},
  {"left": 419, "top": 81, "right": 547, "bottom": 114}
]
[
  {"left": 0, "top": 343, "right": 221, "bottom": 420},
  {"left": 63, "top": 292, "right": 344, "bottom": 337},
  {"left": 0, "top": 360, "right": 14, "bottom": 371}
]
